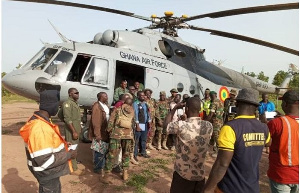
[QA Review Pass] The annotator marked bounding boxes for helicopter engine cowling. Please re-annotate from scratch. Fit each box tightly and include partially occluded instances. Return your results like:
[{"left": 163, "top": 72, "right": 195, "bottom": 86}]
[
  {"left": 93, "top": 32, "right": 103, "bottom": 44},
  {"left": 102, "top": 29, "right": 153, "bottom": 54},
  {"left": 102, "top": 30, "right": 118, "bottom": 46}
]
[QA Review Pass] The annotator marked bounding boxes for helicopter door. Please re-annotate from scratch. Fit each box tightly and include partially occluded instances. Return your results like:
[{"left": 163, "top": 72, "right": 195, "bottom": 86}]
[{"left": 145, "top": 68, "right": 173, "bottom": 98}]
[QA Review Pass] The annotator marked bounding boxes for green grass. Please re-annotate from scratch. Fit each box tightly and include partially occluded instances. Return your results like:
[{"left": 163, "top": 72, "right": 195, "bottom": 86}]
[
  {"left": 125, "top": 158, "right": 171, "bottom": 193},
  {"left": 2, "top": 94, "right": 35, "bottom": 104}
]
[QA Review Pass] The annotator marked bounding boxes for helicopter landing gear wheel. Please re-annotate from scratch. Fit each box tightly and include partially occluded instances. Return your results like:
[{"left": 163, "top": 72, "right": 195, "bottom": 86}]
[{"left": 81, "top": 126, "right": 91, "bottom": 143}]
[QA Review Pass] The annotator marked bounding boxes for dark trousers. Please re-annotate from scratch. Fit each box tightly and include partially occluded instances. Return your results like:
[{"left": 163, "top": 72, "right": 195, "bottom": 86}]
[
  {"left": 39, "top": 177, "right": 61, "bottom": 193},
  {"left": 134, "top": 129, "right": 148, "bottom": 157},
  {"left": 170, "top": 171, "right": 205, "bottom": 193}
]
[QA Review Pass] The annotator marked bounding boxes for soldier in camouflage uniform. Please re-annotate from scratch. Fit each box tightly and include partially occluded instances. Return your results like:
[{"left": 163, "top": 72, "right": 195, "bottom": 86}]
[
  {"left": 205, "top": 91, "right": 224, "bottom": 157},
  {"left": 62, "top": 88, "right": 83, "bottom": 174},
  {"left": 113, "top": 80, "right": 129, "bottom": 102},
  {"left": 144, "top": 89, "right": 157, "bottom": 150},
  {"left": 223, "top": 89, "right": 237, "bottom": 124},
  {"left": 105, "top": 98, "right": 134, "bottom": 180},
  {"left": 155, "top": 91, "right": 170, "bottom": 150},
  {"left": 168, "top": 88, "right": 178, "bottom": 103}
]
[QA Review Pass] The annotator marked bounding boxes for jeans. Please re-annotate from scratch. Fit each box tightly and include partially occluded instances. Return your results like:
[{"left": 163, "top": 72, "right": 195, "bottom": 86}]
[
  {"left": 93, "top": 150, "right": 106, "bottom": 173},
  {"left": 39, "top": 177, "right": 61, "bottom": 193},
  {"left": 134, "top": 129, "right": 148, "bottom": 157},
  {"left": 270, "top": 179, "right": 299, "bottom": 193}
]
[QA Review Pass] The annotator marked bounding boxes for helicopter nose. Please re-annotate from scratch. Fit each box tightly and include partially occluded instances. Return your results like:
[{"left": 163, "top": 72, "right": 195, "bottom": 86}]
[
  {"left": 2, "top": 71, "right": 40, "bottom": 101},
  {"left": 2, "top": 73, "right": 18, "bottom": 93}
]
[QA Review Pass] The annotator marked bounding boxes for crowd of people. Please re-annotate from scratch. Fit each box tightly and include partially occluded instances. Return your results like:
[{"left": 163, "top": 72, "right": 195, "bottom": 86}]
[{"left": 19, "top": 80, "right": 299, "bottom": 193}]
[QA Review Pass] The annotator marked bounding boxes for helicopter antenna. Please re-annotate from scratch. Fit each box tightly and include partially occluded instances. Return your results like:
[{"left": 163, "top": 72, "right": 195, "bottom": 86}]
[{"left": 48, "top": 19, "right": 71, "bottom": 43}]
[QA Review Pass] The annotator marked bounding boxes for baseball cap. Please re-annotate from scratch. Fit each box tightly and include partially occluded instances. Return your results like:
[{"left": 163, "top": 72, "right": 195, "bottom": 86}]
[{"left": 279, "top": 90, "right": 299, "bottom": 104}]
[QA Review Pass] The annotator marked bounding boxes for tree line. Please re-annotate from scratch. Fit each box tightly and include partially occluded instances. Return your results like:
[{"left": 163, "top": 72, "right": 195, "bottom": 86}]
[{"left": 245, "top": 70, "right": 299, "bottom": 89}]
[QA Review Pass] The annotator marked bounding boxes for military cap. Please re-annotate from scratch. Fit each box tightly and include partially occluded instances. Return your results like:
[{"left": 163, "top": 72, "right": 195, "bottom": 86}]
[
  {"left": 230, "top": 89, "right": 238, "bottom": 96},
  {"left": 210, "top": 91, "right": 217, "bottom": 95},
  {"left": 170, "top": 88, "right": 178, "bottom": 93},
  {"left": 236, "top": 88, "right": 260, "bottom": 106},
  {"left": 144, "top": 88, "right": 153, "bottom": 94},
  {"left": 279, "top": 90, "right": 299, "bottom": 104},
  {"left": 160, "top": 91, "right": 166, "bottom": 96}
]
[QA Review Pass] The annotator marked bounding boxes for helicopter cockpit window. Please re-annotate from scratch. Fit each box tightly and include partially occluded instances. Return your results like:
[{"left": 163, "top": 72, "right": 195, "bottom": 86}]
[
  {"left": 83, "top": 58, "right": 109, "bottom": 86},
  {"left": 30, "top": 48, "right": 58, "bottom": 70},
  {"left": 44, "top": 51, "right": 73, "bottom": 79},
  {"left": 21, "top": 47, "right": 45, "bottom": 69},
  {"left": 177, "top": 83, "right": 184, "bottom": 92}
]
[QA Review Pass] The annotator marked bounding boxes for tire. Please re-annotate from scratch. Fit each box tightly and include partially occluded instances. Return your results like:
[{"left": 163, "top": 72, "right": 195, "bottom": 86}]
[{"left": 81, "top": 127, "right": 92, "bottom": 143}]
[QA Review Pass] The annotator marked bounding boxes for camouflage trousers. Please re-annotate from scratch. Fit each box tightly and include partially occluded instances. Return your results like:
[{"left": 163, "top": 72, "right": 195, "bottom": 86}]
[
  {"left": 105, "top": 138, "right": 132, "bottom": 171},
  {"left": 156, "top": 126, "right": 167, "bottom": 143},
  {"left": 209, "top": 130, "right": 220, "bottom": 153},
  {"left": 147, "top": 120, "right": 156, "bottom": 144}
]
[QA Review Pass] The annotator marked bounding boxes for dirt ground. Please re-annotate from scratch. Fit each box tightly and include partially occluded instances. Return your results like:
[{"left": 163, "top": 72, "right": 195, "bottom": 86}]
[{"left": 2, "top": 102, "right": 271, "bottom": 193}]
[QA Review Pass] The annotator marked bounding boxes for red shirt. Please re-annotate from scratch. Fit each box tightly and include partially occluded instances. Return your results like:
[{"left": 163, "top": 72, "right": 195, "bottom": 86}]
[
  {"left": 114, "top": 101, "right": 124, "bottom": 109},
  {"left": 267, "top": 115, "right": 299, "bottom": 184}
]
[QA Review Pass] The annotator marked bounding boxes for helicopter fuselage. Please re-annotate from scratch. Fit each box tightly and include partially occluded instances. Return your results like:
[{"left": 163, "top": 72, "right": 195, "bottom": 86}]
[{"left": 2, "top": 28, "right": 285, "bottom": 107}]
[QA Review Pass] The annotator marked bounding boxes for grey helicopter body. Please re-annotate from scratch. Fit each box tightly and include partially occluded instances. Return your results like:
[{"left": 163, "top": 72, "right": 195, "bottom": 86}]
[
  {"left": 3, "top": 27, "right": 286, "bottom": 107},
  {"left": 2, "top": 0, "right": 299, "bottom": 107}
]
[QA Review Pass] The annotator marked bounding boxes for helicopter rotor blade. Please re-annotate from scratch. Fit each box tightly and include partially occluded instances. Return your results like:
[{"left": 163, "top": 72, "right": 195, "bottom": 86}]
[
  {"left": 189, "top": 25, "right": 299, "bottom": 56},
  {"left": 10, "top": 0, "right": 152, "bottom": 22},
  {"left": 184, "top": 3, "right": 299, "bottom": 21}
]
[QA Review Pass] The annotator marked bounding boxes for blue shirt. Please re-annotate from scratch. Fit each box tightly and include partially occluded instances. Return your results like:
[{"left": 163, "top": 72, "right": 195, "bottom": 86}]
[
  {"left": 133, "top": 101, "right": 151, "bottom": 124},
  {"left": 258, "top": 101, "right": 275, "bottom": 115}
]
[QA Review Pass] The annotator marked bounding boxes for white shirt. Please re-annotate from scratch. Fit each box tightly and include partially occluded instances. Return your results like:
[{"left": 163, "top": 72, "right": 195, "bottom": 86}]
[{"left": 99, "top": 101, "right": 110, "bottom": 120}]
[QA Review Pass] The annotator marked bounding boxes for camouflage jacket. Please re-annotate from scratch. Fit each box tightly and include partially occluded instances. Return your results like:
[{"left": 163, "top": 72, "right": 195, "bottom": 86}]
[
  {"left": 145, "top": 98, "right": 156, "bottom": 122},
  {"left": 113, "top": 87, "right": 129, "bottom": 102},
  {"left": 223, "top": 98, "right": 237, "bottom": 123},
  {"left": 155, "top": 100, "right": 169, "bottom": 124},
  {"left": 107, "top": 104, "right": 134, "bottom": 139},
  {"left": 167, "top": 117, "right": 213, "bottom": 181},
  {"left": 209, "top": 98, "right": 224, "bottom": 130}
]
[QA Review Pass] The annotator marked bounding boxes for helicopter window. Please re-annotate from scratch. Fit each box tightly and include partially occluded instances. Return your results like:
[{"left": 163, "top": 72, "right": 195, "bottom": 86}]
[
  {"left": 177, "top": 83, "right": 184, "bottom": 93},
  {"left": 21, "top": 47, "right": 45, "bottom": 69},
  {"left": 44, "top": 51, "right": 73, "bottom": 78},
  {"left": 189, "top": 85, "right": 195, "bottom": 95},
  {"left": 83, "top": 58, "right": 108, "bottom": 86},
  {"left": 30, "top": 48, "right": 58, "bottom": 70}
]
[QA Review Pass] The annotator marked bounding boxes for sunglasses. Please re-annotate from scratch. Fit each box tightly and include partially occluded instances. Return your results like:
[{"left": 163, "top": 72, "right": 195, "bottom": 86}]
[{"left": 73, "top": 92, "right": 79, "bottom": 95}]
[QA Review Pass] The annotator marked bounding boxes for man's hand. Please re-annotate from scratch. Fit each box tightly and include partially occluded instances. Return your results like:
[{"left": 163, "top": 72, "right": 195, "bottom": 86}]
[
  {"left": 72, "top": 132, "right": 79, "bottom": 140},
  {"left": 136, "top": 125, "right": 142, "bottom": 132},
  {"left": 158, "top": 121, "right": 163, "bottom": 127},
  {"left": 69, "top": 149, "right": 77, "bottom": 159},
  {"left": 180, "top": 114, "right": 187, "bottom": 121},
  {"left": 175, "top": 102, "right": 185, "bottom": 109},
  {"left": 96, "top": 136, "right": 101, "bottom": 142}
]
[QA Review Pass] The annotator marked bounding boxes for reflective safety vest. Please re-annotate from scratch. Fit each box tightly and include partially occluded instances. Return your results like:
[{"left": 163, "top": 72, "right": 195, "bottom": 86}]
[
  {"left": 279, "top": 116, "right": 299, "bottom": 166},
  {"left": 20, "top": 113, "right": 73, "bottom": 181}
]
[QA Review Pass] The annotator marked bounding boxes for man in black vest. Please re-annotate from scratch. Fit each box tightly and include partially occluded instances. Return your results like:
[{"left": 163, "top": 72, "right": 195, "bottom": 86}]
[
  {"left": 204, "top": 88, "right": 271, "bottom": 193},
  {"left": 133, "top": 91, "right": 152, "bottom": 161}
]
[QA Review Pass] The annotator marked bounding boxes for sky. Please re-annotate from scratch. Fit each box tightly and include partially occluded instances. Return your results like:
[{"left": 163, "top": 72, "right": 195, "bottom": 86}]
[{"left": 2, "top": 0, "right": 299, "bottom": 83}]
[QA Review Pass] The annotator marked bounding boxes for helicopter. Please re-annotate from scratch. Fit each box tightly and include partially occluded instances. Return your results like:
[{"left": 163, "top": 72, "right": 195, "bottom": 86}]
[{"left": 2, "top": 0, "right": 299, "bottom": 141}]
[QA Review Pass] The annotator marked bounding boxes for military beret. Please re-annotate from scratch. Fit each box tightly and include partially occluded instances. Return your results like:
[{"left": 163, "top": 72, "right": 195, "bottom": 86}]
[
  {"left": 170, "top": 88, "right": 178, "bottom": 93},
  {"left": 160, "top": 91, "right": 166, "bottom": 96}
]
